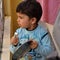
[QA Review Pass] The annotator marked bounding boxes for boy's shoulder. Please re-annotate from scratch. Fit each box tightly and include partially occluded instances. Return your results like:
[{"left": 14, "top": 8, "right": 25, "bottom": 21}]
[
  {"left": 38, "top": 21, "right": 48, "bottom": 32},
  {"left": 38, "top": 21, "right": 47, "bottom": 29},
  {"left": 16, "top": 27, "right": 26, "bottom": 33},
  {"left": 38, "top": 22, "right": 49, "bottom": 37}
]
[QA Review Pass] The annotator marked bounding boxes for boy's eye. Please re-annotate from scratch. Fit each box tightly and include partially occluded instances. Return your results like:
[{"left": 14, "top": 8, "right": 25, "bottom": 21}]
[{"left": 19, "top": 16, "right": 23, "bottom": 19}]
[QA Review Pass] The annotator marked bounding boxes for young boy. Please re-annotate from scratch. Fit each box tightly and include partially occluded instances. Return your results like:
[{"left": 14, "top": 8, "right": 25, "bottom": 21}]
[{"left": 10, "top": 0, "right": 54, "bottom": 60}]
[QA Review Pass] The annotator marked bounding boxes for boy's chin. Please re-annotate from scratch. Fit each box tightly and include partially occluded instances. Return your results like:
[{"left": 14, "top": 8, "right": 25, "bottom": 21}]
[{"left": 20, "top": 26, "right": 26, "bottom": 28}]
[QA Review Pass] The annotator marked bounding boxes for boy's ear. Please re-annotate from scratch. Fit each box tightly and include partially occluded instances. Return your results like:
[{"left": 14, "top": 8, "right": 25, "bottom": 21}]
[{"left": 31, "top": 17, "right": 36, "bottom": 24}]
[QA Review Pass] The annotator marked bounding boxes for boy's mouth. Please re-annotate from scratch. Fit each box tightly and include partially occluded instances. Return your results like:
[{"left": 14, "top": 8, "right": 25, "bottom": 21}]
[{"left": 18, "top": 23, "right": 21, "bottom": 27}]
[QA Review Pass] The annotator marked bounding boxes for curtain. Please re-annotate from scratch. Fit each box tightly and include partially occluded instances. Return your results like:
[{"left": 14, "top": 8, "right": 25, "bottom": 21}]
[{"left": 37, "top": 0, "right": 60, "bottom": 24}]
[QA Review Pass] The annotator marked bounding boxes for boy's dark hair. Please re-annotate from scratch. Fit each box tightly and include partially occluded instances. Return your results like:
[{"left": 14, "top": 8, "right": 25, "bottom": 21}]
[{"left": 16, "top": 0, "right": 42, "bottom": 22}]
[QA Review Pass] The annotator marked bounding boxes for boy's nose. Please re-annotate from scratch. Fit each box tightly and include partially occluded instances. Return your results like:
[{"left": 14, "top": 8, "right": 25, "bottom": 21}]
[
  {"left": 17, "top": 18, "right": 20, "bottom": 22},
  {"left": 17, "top": 19, "right": 18, "bottom": 22}
]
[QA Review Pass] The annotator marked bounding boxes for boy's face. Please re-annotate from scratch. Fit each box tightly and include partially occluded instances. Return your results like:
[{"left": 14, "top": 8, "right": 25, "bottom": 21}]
[{"left": 16, "top": 13, "right": 36, "bottom": 29}]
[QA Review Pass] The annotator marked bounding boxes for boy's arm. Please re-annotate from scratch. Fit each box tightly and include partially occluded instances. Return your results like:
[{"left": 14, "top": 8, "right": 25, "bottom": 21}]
[
  {"left": 10, "top": 36, "right": 19, "bottom": 46},
  {"left": 10, "top": 28, "right": 22, "bottom": 54},
  {"left": 29, "top": 40, "right": 38, "bottom": 49},
  {"left": 35, "top": 32, "right": 55, "bottom": 57},
  {"left": 10, "top": 35, "right": 19, "bottom": 54},
  {"left": 40, "top": 33, "right": 54, "bottom": 56}
]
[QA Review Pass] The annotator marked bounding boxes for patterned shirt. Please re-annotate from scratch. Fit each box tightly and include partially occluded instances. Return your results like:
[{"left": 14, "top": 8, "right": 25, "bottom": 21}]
[{"left": 10, "top": 24, "right": 54, "bottom": 60}]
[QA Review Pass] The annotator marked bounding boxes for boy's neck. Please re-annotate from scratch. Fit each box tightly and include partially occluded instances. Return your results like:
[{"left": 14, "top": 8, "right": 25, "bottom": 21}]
[{"left": 26, "top": 24, "right": 38, "bottom": 31}]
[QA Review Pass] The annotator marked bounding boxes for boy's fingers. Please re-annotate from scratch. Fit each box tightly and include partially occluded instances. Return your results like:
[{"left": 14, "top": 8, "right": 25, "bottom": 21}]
[
  {"left": 10, "top": 36, "right": 18, "bottom": 45},
  {"left": 30, "top": 40, "right": 38, "bottom": 49}
]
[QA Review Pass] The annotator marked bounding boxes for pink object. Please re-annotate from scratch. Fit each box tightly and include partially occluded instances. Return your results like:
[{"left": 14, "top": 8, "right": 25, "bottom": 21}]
[{"left": 37, "top": 0, "right": 60, "bottom": 24}]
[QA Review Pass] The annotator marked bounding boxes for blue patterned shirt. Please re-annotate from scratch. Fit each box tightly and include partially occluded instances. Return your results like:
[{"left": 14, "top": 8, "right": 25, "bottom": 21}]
[{"left": 10, "top": 24, "right": 54, "bottom": 60}]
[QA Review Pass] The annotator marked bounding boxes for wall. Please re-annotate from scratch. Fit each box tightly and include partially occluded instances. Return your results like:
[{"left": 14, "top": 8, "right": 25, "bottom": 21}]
[
  {"left": 10, "top": 0, "right": 22, "bottom": 37},
  {"left": 3, "top": 0, "right": 11, "bottom": 16},
  {"left": 3, "top": 0, "right": 22, "bottom": 37}
]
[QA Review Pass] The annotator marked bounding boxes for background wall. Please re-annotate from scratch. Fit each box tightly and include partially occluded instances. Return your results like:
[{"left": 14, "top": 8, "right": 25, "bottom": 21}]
[
  {"left": 3, "top": 0, "right": 22, "bottom": 37},
  {"left": 10, "top": 0, "right": 22, "bottom": 37},
  {"left": 3, "top": 0, "right": 11, "bottom": 16}
]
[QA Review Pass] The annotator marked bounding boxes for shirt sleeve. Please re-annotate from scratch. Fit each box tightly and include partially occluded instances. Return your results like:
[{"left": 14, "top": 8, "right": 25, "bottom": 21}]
[
  {"left": 10, "top": 44, "right": 20, "bottom": 54},
  {"left": 10, "top": 28, "right": 22, "bottom": 54},
  {"left": 35, "top": 29, "right": 55, "bottom": 57}
]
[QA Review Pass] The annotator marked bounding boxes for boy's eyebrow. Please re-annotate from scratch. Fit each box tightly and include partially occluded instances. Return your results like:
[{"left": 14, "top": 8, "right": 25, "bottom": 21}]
[{"left": 18, "top": 16, "right": 23, "bottom": 18}]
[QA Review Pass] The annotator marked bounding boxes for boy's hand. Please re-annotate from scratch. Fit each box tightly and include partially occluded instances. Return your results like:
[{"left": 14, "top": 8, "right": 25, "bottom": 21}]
[
  {"left": 10, "top": 36, "right": 19, "bottom": 45},
  {"left": 30, "top": 40, "right": 38, "bottom": 49}
]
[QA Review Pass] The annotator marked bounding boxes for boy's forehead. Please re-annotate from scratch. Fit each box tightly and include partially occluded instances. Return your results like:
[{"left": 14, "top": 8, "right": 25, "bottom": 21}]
[
  {"left": 17, "top": 12, "right": 27, "bottom": 16},
  {"left": 16, "top": 12, "right": 30, "bottom": 18}
]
